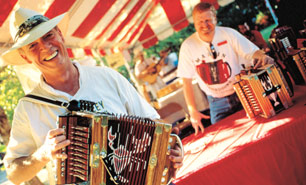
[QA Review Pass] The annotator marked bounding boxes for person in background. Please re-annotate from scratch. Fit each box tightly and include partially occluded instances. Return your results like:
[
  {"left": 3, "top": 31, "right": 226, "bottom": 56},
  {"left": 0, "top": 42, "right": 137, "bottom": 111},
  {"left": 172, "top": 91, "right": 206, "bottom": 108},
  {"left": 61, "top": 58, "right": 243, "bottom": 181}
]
[
  {"left": 165, "top": 52, "right": 179, "bottom": 68},
  {"left": 134, "top": 50, "right": 168, "bottom": 100},
  {"left": 159, "top": 48, "right": 178, "bottom": 77},
  {"left": 177, "top": 2, "right": 274, "bottom": 135},
  {"left": 1, "top": 7, "right": 183, "bottom": 184},
  {"left": 237, "top": 22, "right": 271, "bottom": 53}
]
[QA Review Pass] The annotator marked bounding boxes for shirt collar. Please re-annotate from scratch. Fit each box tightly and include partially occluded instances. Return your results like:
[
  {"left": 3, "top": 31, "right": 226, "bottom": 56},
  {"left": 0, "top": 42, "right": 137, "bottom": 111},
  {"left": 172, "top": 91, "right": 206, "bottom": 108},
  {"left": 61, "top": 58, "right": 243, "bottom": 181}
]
[{"left": 38, "top": 61, "right": 82, "bottom": 99}]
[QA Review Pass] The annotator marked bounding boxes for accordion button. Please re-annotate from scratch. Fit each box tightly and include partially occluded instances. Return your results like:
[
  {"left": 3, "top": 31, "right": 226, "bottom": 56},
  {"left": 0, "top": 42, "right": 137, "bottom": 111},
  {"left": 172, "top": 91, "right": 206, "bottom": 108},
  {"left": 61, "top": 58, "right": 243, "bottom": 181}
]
[
  {"left": 163, "top": 168, "right": 168, "bottom": 176},
  {"left": 100, "top": 151, "right": 107, "bottom": 158},
  {"left": 161, "top": 177, "right": 166, "bottom": 183},
  {"left": 61, "top": 172, "right": 64, "bottom": 177},
  {"left": 166, "top": 146, "right": 171, "bottom": 155},
  {"left": 150, "top": 158, "right": 157, "bottom": 165}
]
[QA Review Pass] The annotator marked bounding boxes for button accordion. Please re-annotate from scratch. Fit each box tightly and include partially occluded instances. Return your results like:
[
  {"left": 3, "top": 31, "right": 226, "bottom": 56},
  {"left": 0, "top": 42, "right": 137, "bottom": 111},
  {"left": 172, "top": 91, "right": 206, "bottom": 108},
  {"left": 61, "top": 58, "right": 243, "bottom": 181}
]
[
  {"left": 56, "top": 112, "right": 180, "bottom": 185},
  {"left": 233, "top": 64, "right": 293, "bottom": 119},
  {"left": 292, "top": 50, "right": 306, "bottom": 83},
  {"left": 269, "top": 26, "right": 306, "bottom": 84}
]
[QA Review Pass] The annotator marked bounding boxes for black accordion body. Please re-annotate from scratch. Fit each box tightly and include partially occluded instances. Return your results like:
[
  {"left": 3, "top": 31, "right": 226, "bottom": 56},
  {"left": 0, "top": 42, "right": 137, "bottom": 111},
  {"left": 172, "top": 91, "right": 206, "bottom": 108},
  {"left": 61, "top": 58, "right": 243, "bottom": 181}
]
[
  {"left": 56, "top": 112, "right": 178, "bottom": 185},
  {"left": 233, "top": 64, "right": 293, "bottom": 119}
]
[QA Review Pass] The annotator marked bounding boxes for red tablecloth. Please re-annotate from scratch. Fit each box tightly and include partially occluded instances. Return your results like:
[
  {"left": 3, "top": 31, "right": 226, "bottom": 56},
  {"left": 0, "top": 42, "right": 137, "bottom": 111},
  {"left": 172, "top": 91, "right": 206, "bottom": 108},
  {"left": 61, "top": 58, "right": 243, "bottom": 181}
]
[{"left": 173, "top": 85, "right": 306, "bottom": 185}]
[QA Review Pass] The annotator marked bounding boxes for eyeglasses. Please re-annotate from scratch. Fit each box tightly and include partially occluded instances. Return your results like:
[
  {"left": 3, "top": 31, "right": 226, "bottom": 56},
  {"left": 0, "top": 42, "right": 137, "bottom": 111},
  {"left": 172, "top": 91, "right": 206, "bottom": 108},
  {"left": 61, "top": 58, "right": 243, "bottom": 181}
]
[{"left": 210, "top": 43, "right": 217, "bottom": 59}]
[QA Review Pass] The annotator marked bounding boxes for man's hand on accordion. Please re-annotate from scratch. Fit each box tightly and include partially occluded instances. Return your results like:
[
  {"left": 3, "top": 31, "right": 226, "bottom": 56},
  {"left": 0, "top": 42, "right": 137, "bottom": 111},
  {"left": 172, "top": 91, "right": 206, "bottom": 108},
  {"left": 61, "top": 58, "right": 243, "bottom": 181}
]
[
  {"left": 169, "top": 127, "right": 184, "bottom": 177},
  {"left": 253, "top": 50, "right": 275, "bottom": 69},
  {"left": 169, "top": 144, "right": 184, "bottom": 169},
  {"left": 38, "top": 128, "right": 71, "bottom": 162}
]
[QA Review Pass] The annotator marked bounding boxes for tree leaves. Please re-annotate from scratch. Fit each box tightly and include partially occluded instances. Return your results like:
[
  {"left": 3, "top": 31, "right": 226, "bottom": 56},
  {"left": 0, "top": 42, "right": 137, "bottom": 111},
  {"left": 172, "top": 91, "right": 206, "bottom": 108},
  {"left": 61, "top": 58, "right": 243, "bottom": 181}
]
[{"left": 0, "top": 66, "right": 24, "bottom": 125}]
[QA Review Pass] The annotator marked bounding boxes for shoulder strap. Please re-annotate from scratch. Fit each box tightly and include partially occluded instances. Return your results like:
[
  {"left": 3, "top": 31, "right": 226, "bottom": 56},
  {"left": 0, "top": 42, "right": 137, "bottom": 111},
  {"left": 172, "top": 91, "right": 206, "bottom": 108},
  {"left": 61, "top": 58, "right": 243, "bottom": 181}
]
[
  {"left": 24, "top": 94, "right": 69, "bottom": 107},
  {"left": 23, "top": 94, "right": 96, "bottom": 112}
]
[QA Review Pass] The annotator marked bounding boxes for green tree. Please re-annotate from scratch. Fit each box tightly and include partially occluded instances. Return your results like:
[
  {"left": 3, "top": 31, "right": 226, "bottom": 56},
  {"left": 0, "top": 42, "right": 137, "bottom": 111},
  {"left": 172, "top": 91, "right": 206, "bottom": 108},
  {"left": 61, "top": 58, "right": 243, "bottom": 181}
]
[
  {"left": 0, "top": 66, "right": 24, "bottom": 124},
  {"left": 144, "top": 24, "right": 195, "bottom": 57},
  {"left": 217, "top": 0, "right": 274, "bottom": 30}
]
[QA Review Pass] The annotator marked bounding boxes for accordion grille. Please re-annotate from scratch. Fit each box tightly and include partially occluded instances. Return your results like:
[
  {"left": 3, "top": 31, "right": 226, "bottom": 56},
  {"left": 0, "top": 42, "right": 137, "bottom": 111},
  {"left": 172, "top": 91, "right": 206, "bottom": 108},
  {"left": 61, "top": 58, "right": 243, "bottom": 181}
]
[{"left": 57, "top": 113, "right": 175, "bottom": 185}]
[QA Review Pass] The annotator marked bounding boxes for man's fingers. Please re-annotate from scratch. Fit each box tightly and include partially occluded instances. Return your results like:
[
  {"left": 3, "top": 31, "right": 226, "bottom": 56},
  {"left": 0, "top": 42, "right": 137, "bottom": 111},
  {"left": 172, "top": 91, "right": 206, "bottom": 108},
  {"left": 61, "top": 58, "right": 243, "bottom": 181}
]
[
  {"left": 267, "top": 57, "right": 274, "bottom": 64},
  {"left": 169, "top": 148, "right": 183, "bottom": 160},
  {"left": 254, "top": 55, "right": 274, "bottom": 69},
  {"left": 192, "top": 124, "right": 198, "bottom": 135},
  {"left": 55, "top": 152, "right": 68, "bottom": 159},
  {"left": 172, "top": 161, "right": 183, "bottom": 169},
  {"left": 169, "top": 147, "right": 181, "bottom": 157},
  {"left": 48, "top": 128, "right": 65, "bottom": 139},
  {"left": 199, "top": 123, "right": 205, "bottom": 133},
  {"left": 52, "top": 135, "right": 66, "bottom": 144},
  {"left": 201, "top": 113, "right": 210, "bottom": 119},
  {"left": 53, "top": 139, "right": 70, "bottom": 151},
  {"left": 192, "top": 119, "right": 205, "bottom": 135},
  {"left": 254, "top": 60, "right": 262, "bottom": 69},
  {"left": 169, "top": 148, "right": 183, "bottom": 169},
  {"left": 51, "top": 140, "right": 70, "bottom": 160},
  {"left": 171, "top": 127, "right": 179, "bottom": 135}
]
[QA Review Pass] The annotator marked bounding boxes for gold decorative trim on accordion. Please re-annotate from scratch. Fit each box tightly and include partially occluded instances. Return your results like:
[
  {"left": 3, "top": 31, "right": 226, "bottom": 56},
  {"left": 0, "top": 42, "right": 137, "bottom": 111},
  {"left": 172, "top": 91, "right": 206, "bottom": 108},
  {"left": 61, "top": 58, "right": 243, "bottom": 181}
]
[
  {"left": 233, "top": 64, "right": 293, "bottom": 119},
  {"left": 56, "top": 112, "right": 179, "bottom": 185}
]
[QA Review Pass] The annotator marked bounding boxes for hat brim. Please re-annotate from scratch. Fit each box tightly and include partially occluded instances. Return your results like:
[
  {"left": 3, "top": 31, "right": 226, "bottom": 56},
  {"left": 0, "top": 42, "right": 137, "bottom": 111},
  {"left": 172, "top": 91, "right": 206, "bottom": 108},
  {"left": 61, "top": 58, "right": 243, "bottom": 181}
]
[{"left": 1, "top": 13, "right": 67, "bottom": 66}]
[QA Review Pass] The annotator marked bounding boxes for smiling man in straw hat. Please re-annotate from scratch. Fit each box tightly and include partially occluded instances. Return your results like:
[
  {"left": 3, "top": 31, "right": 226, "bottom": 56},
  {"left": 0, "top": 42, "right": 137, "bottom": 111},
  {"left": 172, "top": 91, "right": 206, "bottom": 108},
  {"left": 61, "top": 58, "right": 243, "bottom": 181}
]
[{"left": 2, "top": 7, "right": 183, "bottom": 184}]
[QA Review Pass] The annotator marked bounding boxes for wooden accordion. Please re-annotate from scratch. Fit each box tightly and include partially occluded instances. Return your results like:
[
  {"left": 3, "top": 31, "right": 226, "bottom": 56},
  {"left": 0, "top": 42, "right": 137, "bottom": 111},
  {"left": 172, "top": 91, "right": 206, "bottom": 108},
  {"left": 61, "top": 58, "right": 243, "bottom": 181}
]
[
  {"left": 269, "top": 26, "right": 306, "bottom": 84},
  {"left": 292, "top": 50, "right": 306, "bottom": 83},
  {"left": 56, "top": 112, "right": 179, "bottom": 185},
  {"left": 233, "top": 64, "right": 293, "bottom": 119}
]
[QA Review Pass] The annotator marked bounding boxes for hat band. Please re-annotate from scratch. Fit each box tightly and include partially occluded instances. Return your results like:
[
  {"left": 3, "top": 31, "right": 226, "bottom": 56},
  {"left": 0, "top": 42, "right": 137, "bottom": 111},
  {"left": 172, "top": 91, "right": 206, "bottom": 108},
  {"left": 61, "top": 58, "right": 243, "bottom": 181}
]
[{"left": 14, "top": 15, "right": 49, "bottom": 43}]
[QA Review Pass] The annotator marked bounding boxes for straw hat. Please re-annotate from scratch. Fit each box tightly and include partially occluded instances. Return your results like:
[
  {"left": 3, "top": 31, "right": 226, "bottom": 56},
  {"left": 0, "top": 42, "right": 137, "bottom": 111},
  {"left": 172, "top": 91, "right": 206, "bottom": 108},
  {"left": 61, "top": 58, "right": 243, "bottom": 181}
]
[{"left": 0, "top": 7, "right": 67, "bottom": 66}]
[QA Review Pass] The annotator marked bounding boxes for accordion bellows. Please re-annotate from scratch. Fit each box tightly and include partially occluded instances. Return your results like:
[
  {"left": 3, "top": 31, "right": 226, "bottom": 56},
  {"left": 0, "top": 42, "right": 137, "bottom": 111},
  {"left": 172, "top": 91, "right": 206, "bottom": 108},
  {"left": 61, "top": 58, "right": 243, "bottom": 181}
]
[
  {"left": 56, "top": 112, "right": 177, "bottom": 185},
  {"left": 233, "top": 64, "right": 293, "bottom": 119}
]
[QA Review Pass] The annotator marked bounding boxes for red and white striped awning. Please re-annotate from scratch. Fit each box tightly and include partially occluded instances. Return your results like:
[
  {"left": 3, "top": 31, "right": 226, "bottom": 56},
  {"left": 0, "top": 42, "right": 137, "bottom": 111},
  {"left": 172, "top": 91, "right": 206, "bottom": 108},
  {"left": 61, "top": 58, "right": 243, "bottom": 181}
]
[{"left": 0, "top": 0, "right": 233, "bottom": 59}]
